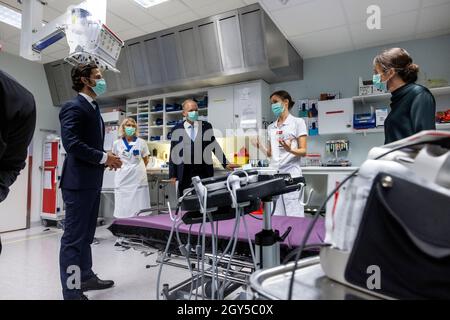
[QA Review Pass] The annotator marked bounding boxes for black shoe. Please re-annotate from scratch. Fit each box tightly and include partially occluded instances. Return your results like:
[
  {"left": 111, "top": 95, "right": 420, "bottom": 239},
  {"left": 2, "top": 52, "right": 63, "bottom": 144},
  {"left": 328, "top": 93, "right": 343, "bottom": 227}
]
[
  {"left": 79, "top": 294, "right": 89, "bottom": 300},
  {"left": 114, "top": 238, "right": 123, "bottom": 247},
  {"left": 81, "top": 275, "right": 114, "bottom": 292},
  {"left": 65, "top": 293, "right": 89, "bottom": 300}
]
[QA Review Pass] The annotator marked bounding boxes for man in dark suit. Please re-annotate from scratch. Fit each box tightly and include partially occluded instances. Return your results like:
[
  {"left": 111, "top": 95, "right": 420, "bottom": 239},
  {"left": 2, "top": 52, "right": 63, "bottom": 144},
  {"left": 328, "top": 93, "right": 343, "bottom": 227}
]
[
  {"left": 0, "top": 70, "right": 36, "bottom": 254},
  {"left": 169, "top": 99, "right": 237, "bottom": 196},
  {"left": 59, "top": 63, "right": 122, "bottom": 300}
]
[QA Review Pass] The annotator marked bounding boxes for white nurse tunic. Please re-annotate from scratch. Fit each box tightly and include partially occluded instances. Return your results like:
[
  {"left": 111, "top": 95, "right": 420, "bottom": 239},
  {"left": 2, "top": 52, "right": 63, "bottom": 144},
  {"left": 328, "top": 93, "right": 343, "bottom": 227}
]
[
  {"left": 267, "top": 114, "right": 308, "bottom": 217},
  {"left": 112, "top": 137, "right": 150, "bottom": 218}
]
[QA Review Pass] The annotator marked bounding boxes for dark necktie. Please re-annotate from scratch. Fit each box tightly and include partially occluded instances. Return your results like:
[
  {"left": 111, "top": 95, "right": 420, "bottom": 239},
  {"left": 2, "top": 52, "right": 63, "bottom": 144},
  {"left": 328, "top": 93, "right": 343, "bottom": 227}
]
[{"left": 92, "top": 101, "right": 104, "bottom": 139}]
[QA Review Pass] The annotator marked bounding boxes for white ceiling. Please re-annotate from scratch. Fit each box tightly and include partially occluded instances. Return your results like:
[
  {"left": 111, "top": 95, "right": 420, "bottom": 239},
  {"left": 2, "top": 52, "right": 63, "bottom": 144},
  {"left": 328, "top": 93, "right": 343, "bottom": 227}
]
[
  {"left": 266, "top": 0, "right": 450, "bottom": 58},
  {"left": 0, "top": 0, "right": 449, "bottom": 63}
]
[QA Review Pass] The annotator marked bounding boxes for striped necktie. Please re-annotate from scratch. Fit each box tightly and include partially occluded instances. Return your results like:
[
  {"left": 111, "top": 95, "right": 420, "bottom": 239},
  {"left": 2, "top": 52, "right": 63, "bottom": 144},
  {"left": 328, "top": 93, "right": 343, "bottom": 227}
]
[{"left": 189, "top": 125, "right": 196, "bottom": 141}]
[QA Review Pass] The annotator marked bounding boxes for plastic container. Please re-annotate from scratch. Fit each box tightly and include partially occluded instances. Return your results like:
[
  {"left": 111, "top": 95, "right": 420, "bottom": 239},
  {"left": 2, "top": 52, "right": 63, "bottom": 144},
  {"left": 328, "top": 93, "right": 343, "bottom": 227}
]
[
  {"left": 233, "top": 147, "right": 250, "bottom": 165},
  {"left": 302, "top": 154, "right": 322, "bottom": 167}
]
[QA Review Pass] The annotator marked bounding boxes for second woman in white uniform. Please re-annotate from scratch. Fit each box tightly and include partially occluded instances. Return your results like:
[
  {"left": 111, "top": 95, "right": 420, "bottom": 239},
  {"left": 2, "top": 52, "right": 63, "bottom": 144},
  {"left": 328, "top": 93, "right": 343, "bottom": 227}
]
[
  {"left": 254, "top": 90, "right": 308, "bottom": 217},
  {"left": 112, "top": 118, "right": 151, "bottom": 218}
]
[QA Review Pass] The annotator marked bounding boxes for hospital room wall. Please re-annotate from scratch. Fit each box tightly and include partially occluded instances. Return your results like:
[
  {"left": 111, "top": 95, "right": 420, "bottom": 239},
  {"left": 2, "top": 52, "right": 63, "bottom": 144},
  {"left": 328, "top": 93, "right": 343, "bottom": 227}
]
[
  {"left": 0, "top": 52, "right": 60, "bottom": 225},
  {"left": 272, "top": 34, "right": 450, "bottom": 165}
]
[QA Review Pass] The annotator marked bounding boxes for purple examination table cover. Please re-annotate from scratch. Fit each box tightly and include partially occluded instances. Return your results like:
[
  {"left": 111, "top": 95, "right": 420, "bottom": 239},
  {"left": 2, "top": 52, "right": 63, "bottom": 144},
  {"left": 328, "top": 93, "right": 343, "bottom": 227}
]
[{"left": 109, "top": 213, "right": 325, "bottom": 250}]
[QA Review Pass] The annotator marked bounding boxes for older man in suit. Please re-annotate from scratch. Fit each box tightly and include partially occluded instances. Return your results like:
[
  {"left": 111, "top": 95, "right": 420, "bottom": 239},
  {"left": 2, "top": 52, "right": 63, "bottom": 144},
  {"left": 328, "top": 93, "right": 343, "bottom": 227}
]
[{"left": 169, "top": 99, "right": 238, "bottom": 196}]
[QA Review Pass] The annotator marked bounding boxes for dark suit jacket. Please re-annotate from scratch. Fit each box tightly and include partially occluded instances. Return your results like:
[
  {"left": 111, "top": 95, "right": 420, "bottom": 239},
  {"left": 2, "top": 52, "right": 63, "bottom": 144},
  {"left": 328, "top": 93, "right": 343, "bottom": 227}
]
[
  {"left": 169, "top": 120, "right": 228, "bottom": 182},
  {"left": 0, "top": 70, "right": 36, "bottom": 202},
  {"left": 59, "top": 95, "right": 105, "bottom": 190}
]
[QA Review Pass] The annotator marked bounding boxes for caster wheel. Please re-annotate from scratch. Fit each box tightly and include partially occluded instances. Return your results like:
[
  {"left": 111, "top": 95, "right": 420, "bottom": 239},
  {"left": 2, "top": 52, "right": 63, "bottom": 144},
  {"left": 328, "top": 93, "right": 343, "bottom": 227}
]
[
  {"left": 204, "top": 280, "right": 221, "bottom": 298},
  {"left": 41, "top": 219, "right": 49, "bottom": 227},
  {"left": 57, "top": 220, "right": 65, "bottom": 230}
]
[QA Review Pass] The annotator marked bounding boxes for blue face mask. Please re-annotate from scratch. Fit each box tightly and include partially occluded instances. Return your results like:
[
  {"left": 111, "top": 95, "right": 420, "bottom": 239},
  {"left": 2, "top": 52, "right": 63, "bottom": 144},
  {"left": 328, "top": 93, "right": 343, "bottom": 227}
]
[
  {"left": 125, "top": 126, "right": 136, "bottom": 137},
  {"left": 373, "top": 73, "right": 387, "bottom": 92},
  {"left": 271, "top": 102, "right": 285, "bottom": 118},
  {"left": 187, "top": 111, "right": 199, "bottom": 122},
  {"left": 90, "top": 78, "right": 107, "bottom": 96}
]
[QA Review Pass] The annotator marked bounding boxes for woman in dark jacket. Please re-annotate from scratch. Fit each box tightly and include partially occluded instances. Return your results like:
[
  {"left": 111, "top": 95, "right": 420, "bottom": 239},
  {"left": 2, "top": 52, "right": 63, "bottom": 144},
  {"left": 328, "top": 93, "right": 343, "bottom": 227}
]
[{"left": 372, "top": 48, "right": 436, "bottom": 144}]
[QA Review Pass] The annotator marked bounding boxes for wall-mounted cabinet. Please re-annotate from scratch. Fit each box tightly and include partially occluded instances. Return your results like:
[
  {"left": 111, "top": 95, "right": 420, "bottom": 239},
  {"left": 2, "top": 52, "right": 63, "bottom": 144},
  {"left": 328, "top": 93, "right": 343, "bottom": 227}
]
[
  {"left": 127, "top": 41, "right": 150, "bottom": 87},
  {"left": 239, "top": 6, "right": 267, "bottom": 68},
  {"left": 197, "top": 21, "right": 223, "bottom": 75},
  {"left": 208, "top": 85, "right": 235, "bottom": 134},
  {"left": 115, "top": 47, "right": 132, "bottom": 91},
  {"left": 142, "top": 37, "right": 165, "bottom": 84},
  {"left": 44, "top": 48, "right": 132, "bottom": 106},
  {"left": 178, "top": 27, "right": 201, "bottom": 78},
  {"left": 318, "top": 99, "right": 354, "bottom": 135},
  {"left": 208, "top": 80, "right": 272, "bottom": 136},
  {"left": 102, "top": 67, "right": 119, "bottom": 93},
  {"left": 44, "top": 61, "right": 76, "bottom": 106},
  {"left": 160, "top": 32, "right": 185, "bottom": 81},
  {"left": 217, "top": 12, "right": 244, "bottom": 71}
]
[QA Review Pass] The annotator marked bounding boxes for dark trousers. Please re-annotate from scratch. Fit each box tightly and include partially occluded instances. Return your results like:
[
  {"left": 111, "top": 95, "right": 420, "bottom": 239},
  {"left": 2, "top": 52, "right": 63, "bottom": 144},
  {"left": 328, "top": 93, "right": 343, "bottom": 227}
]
[
  {"left": 60, "top": 188, "right": 101, "bottom": 300},
  {"left": 178, "top": 164, "right": 210, "bottom": 197}
]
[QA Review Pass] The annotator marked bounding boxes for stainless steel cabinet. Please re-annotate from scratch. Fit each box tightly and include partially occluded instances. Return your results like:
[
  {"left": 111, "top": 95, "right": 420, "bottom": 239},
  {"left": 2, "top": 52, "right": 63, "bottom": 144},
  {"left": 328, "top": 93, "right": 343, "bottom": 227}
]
[
  {"left": 239, "top": 7, "right": 267, "bottom": 68},
  {"left": 44, "top": 3, "right": 302, "bottom": 102},
  {"left": 44, "top": 63, "right": 61, "bottom": 106},
  {"left": 178, "top": 27, "right": 201, "bottom": 78},
  {"left": 103, "top": 68, "right": 120, "bottom": 93},
  {"left": 115, "top": 47, "right": 132, "bottom": 90},
  {"left": 46, "top": 61, "right": 74, "bottom": 106},
  {"left": 143, "top": 37, "right": 165, "bottom": 84},
  {"left": 217, "top": 13, "right": 244, "bottom": 71},
  {"left": 198, "top": 21, "right": 223, "bottom": 74},
  {"left": 127, "top": 41, "right": 150, "bottom": 87},
  {"left": 160, "top": 32, "right": 184, "bottom": 81}
]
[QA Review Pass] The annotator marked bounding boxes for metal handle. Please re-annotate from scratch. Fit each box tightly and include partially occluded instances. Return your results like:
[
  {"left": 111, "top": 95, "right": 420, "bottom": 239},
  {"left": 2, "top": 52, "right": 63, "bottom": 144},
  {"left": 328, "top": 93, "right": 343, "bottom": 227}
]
[
  {"left": 298, "top": 185, "right": 314, "bottom": 206},
  {"left": 280, "top": 226, "right": 292, "bottom": 242}
]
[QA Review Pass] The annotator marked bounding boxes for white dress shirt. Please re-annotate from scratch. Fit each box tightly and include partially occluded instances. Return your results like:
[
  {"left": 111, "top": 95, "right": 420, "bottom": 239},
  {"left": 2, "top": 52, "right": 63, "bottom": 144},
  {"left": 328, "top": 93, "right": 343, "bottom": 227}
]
[
  {"left": 78, "top": 93, "right": 107, "bottom": 164},
  {"left": 183, "top": 120, "right": 199, "bottom": 141}
]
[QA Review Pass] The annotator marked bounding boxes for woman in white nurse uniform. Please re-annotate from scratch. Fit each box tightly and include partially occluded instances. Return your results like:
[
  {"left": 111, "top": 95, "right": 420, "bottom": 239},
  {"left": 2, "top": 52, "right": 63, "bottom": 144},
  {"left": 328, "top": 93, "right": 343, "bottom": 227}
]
[
  {"left": 112, "top": 118, "right": 150, "bottom": 218},
  {"left": 254, "top": 90, "right": 308, "bottom": 217}
]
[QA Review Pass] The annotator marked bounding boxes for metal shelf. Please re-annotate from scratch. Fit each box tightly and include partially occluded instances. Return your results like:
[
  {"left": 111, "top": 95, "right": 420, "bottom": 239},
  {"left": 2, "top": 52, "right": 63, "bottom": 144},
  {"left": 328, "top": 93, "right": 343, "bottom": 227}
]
[
  {"left": 353, "top": 127, "right": 385, "bottom": 134},
  {"left": 166, "top": 110, "right": 183, "bottom": 115},
  {"left": 353, "top": 93, "right": 391, "bottom": 104},
  {"left": 437, "top": 123, "right": 450, "bottom": 131},
  {"left": 430, "top": 86, "right": 450, "bottom": 96},
  {"left": 352, "top": 86, "right": 450, "bottom": 104}
]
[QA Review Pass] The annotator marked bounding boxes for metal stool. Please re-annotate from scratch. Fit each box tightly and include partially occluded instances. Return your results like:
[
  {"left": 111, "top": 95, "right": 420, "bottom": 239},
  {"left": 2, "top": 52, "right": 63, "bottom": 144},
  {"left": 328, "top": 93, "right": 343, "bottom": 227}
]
[{"left": 144, "top": 177, "right": 172, "bottom": 215}]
